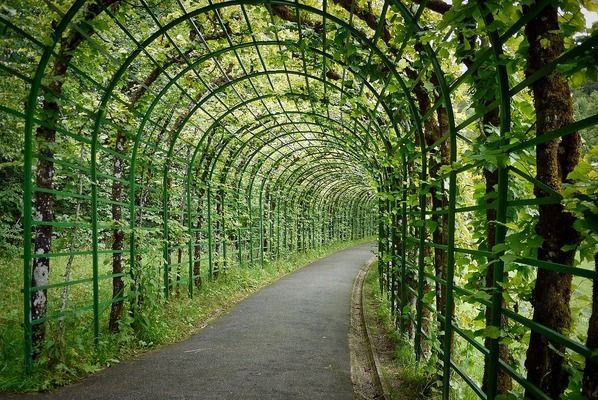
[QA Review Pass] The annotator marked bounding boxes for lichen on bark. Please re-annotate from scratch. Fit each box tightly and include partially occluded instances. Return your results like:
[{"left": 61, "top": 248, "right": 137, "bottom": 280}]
[{"left": 523, "top": 2, "right": 582, "bottom": 398}]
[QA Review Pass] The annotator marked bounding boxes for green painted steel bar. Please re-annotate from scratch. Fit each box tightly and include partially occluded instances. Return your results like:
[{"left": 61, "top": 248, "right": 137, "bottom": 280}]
[
  {"left": 478, "top": 2, "right": 511, "bottom": 398},
  {"left": 259, "top": 188, "right": 265, "bottom": 267},
  {"left": 402, "top": 0, "right": 556, "bottom": 139},
  {"left": 194, "top": 104, "right": 382, "bottom": 227},
  {"left": 20, "top": 0, "right": 88, "bottom": 371},
  {"left": 154, "top": 66, "right": 392, "bottom": 166},
  {"left": 238, "top": 193, "right": 243, "bottom": 267},
  {"left": 282, "top": 178, "right": 370, "bottom": 227},
  {"left": 245, "top": 147, "right": 370, "bottom": 211},
  {"left": 376, "top": 168, "right": 391, "bottom": 296},
  {"left": 14, "top": 0, "right": 398, "bottom": 374},
  {"left": 163, "top": 174, "right": 171, "bottom": 299},
  {"left": 414, "top": 142, "right": 428, "bottom": 360},
  {"left": 140, "top": 67, "right": 390, "bottom": 264},
  {"left": 439, "top": 65, "right": 458, "bottom": 400},
  {"left": 213, "top": 118, "right": 378, "bottom": 175},
  {"left": 127, "top": 31, "right": 399, "bottom": 283},
  {"left": 400, "top": 167, "right": 408, "bottom": 330},
  {"left": 290, "top": 186, "right": 369, "bottom": 236},
  {"left": 230, "top": 141, "right": 366, "bottom": 218},
  {"left": 8, "top": 1, "right": 596, "bottom": 397},
  {"left": 119, "top": 6, "right": 410, "bottom": 159},
  {"left": 449, "top": 283, "right": 594, "bottom": 359},
  {"left": 296, "top": 182, "right": 371, "bottom": 222},
  {"left": 180, "top": 109, "right": 376, "bottom": 272},
  {"left": 207, "top": 183, "right": 213, "bottom": 278},
  {"left": 251, "top": 149, "right": 369, "bottom": 260}
]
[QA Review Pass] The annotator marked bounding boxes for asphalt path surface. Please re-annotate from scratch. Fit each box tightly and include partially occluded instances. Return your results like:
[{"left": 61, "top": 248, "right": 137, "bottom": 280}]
[{"left": 5, "top": 243, "right": 375, "bottom": 400}]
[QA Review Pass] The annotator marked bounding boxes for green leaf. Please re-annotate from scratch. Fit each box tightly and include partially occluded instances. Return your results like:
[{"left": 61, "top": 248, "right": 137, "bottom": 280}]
[
  {"left": 568, "top": 159, "right": 592, "bottom": 181},
  {"left": 561, "top": 243, "right": 578, "bottom": 252},
  {"left": 500, "top": 254, "right": 517, "bottom": 264},
  {"left": 583, "top": 0, "right": 598, "bottom": 12},
  {"left": 491, "top": 243, "right": 508, "bottom": 253},
  {"left": 483, "top": 325, "right": 502, "bottom": 339}
]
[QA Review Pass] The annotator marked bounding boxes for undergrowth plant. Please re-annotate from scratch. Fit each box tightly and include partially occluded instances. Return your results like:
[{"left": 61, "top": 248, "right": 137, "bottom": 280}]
[{"left": 0, "top": 238, "right": 373, "bottom": 392}]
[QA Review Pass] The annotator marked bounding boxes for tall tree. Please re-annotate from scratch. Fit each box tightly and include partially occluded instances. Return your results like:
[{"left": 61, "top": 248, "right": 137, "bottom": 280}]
[
  {"left": 523, "top": 2, "right": 582, "bottom": 397},
  {"left": 31, "top": 0, "right": 118, "bottom": 356},
  {"left": 411, "top": 0, "right": 515, "bottom": 392},
  {"left": 192, "top": 133, "right": 215, "bottom": 289},
  {"left": 109, "top": 48, "right": 193, "bottom": 331}
]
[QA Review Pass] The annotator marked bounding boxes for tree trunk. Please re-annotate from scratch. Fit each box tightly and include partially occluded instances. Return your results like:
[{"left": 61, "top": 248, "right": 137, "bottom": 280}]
[
  {"left": 109, "top": 48, "right": 187, "bottom": 330},
  {"left": 31, "top": 117, "right": 56, "bottom": 357},
  {"left": 420, "top": 242, "right": 432, "bottom": 355},
  {"left": 478, "top": 105, "right": 513, "bottom": 393},
  {"left": 193, "top": 194, "right": 204, "bottom": 288},
  {"left": 31, "top": 0, "right": 118, "bottom": 356},
  {"left": 405, "top": 66, "right": 439, "bottom": 354},
  {"left": 109, "top": 131, "right": 125, "bottom": 332},
  {"left": 192, "top": 136, "right": 215, "bottom": 289},
  {"left": 523, "top": 3, "right": 582, "bottom": 398},
  {"left": 432, "top": 105, "right": 450, "bottom": 345},
  {"left": 583, "top": 252, "right": 598, "bottom": 399}
]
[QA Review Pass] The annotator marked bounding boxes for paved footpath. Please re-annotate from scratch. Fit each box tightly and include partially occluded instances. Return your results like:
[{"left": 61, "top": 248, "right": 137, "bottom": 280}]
[{"left": 7, "top": 243, "right": 375, "bottom": 400}]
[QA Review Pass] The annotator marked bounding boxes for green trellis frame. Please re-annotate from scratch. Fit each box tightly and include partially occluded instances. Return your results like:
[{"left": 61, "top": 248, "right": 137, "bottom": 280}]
[{"left": 0, "top": 0, "right": 596, "bottom": 399}]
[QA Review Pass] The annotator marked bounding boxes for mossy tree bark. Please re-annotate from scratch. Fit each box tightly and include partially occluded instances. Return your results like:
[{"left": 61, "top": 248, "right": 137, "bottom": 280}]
[
  {"left": 432, "top": 103, "right": 450, "bottom": 345},
  {"left": 523, "top": 3, "right": 582, "bottom": 398},
  {"left": 480, "top": 109, "right": 512, "bottom": 394},
  {"left": 418, "top": 0, "right": 513, "bottom": 391},
  {"left": 583, "top": 252, "right": 598, "bottom": 399}
]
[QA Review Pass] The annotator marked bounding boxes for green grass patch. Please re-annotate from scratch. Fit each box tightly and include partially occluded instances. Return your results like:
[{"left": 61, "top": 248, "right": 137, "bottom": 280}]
[
  {"left": 0, "top": 238, "right": 373, "bottom": 393},
  {"left": 363, "top": 263, "right": 439, "bottom": 400}
]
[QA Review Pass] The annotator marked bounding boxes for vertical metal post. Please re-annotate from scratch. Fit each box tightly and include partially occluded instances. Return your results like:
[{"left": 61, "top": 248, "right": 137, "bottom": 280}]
[
  {"left": 220, "top": 188, "right": 227, "bottom": 271},
  {"left": 276, "top": 195, "right": 281, "bottom": 259},
  {"left": 390, "top": 190, "right": 397, "bottom": 321},
  {"left": 415, "top": 152, "right": 428, "bottom": 360},
  {"left": 163, "top": 175, "right": 170, "bottom": 299},
  {"left": 384, "top": 192, "right": 395, "bottom": 296},
  {"left": 21, "top": 0, "right": 86, "bottom": 371},
  {"left": 90, "top": 111, "right": 100, "bottom": 349},
  {"left": 310, "top": 215, "right": 314, "bottom": 250},
  {"left": 259, "top": 191, "right": 264, "bottom": 267},
  {"left": 441, "top": 176, "right": 457, "bottom": 398},
  {"left": 23, "top": 68, "right": 38, "bottom": 373},
  {"left": 377, "top": 196, "right": 385, "bottom": 295},
  {"left": 268, "top": 198, "right": 273, "bottom": 259},
  {"left": 478, "top": 3, "right": 511, "bottom": 397},
  {"left": 283, "top": 199, "right": 288, "bottom": 253},
  {"left": 400, "top": 173, "right": 408, "bottom": 330},
  {"left": 222, "top": 213, "right": 227, "bottom": 271},
  {"left": 207, "top": 184, "right": 213, "bottom": 279},
  {"left": 249, "top": 193, "right": 254, "bottom": 266},
  {"left": 187, "top": 174, "right": 194, "bottom": 297},
  {"left": 237, "top": 197, "right": 243, "bottom": 267}
]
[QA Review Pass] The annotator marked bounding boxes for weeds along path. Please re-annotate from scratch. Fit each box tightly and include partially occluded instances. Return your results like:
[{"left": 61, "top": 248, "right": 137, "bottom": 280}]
[{"left": 4, "top": 243, "right": 375, "bottom": 400}]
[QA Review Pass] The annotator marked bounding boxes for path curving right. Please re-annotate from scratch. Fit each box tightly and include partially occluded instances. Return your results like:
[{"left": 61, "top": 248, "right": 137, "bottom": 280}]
[{"left": 9, "top": 243, "right": 375, "bottom": 400}]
